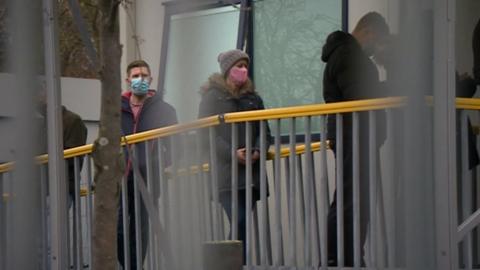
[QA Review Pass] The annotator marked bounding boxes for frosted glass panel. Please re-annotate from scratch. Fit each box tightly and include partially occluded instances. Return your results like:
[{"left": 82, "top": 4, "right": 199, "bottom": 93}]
[
  {"left": 253, "top": 0, "right": 342, "bottom": 135},
  {"left": 164, "top": 7, "right": 239, "bottom": 123},
  {"left": 253, "top": 0, "right": 342, "bottom": 108}
]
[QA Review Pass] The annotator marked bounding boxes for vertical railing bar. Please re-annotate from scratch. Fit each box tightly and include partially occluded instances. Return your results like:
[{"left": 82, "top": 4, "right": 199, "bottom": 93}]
[
  {"left": 157, "top": 138, "right": 171, "bottom": 269},
  {"left": 73, "top": 157, "right": 83, "bottom": 269},
  {"left": 232, "top": 123, "right": 239, "bottom": 241},
  {"left": 319, "top": 115, "right": 328, "bottom": 269},
  {"left": 5, "top": 172, "right": 14, "bottom": 268},
  {"left": 386, "top": 109, "right": 396, "bottom": 267},
  {"left": 171, "top": 135, "right": 183, "bottom": 269},
  {"left": 296, "top": 154, "right": 306, "bottom": 265},
  {"left": 209, "top": 126, "right": 221, "bottom": 241},
  {"left": 203, "top": 162, "right": 214, "bottom": 242},
  {"left": 85, "top": 155, "right": 93, "bottom": 269},
  {"left": 304, "top": 116, "right": 313, "bottom": 267},
  {"left": 194, "top": 134, "right": 208, "bottom": 243},
  {"left": 246, "top": 121, "right": 253, "bottom": 266},
  {"left": 40, "top": 165, "right": 49, "bottom": 270},
  {"left": 132, "top": 145, "right": 143, "bottom": 270},
  {"left": 121, "top": 161, "right": 131, "bottom": 270},
  {"left": 369, "top": 111, "right": 378, "bottom": 267},
  {"left": 288, "top": 117, "right": 297, "bottom": 266},
  {"left": 145, "top": 140, "right": 155, "bottom": 270},
  {"left": 353, "top": 112, "right": 361, "bottom": 267},
  {"left": 65, "top": 161, "right": 73, "bottom": 269},
  {"left": 273, "top": 119, "right": 284, "bottom": 265},
  {"left": 260, "top": 120, "right": 268, "bottom": 266},
  {"left": 336, "top": 113, "right": 345, "bottom": 267},
  {"left": 461, "top": 110, "right": 473, "bottom": 268}
]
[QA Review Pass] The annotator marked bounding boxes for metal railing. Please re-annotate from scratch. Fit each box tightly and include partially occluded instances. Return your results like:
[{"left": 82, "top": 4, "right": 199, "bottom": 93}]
[{"left": 2, "top": 96, "right": 479, "bottom": 269}]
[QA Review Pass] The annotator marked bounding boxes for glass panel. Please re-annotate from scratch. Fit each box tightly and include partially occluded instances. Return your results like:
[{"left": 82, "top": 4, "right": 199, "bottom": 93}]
[
  {"left": 164, "top": 6, "right": 240, "bottom": 123},
  {"left": 253, "top": 0, "right": 342, "bottom": 134}
]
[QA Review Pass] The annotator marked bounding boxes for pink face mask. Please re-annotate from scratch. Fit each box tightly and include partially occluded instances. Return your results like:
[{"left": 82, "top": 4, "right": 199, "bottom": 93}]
[{"left": 228, "top": 66, "right": 248, "bottom": 86}]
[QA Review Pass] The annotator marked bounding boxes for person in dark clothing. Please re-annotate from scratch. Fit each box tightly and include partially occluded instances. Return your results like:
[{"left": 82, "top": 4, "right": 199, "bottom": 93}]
[
  {"left": 198, "top": 49, "right": 272, "bottom": 262},
  {"left": 118, "top": 60, "right": 178, "bottom": 270},
  {"left": 37, "top": 79, "right": 88, "bottom": 198},
  {"left": 474, "top": 18, "right": 480, "bottom": 84},
  {"left": 322, "top": 12, "right": 390, "bottom": 267}
]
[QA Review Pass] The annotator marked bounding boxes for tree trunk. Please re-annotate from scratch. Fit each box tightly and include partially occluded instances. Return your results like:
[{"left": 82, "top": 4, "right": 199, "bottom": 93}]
[{"left": 91, "top": 0, "right": 123, "bottom": 269}]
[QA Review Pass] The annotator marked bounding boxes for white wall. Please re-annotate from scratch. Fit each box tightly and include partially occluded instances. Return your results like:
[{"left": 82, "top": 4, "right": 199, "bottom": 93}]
[
  {"left": 60, "top": 77, "right": 101, "bottom": 144},
  {"left": 120, "top": 0, "right": 167, "bottom": 88}
]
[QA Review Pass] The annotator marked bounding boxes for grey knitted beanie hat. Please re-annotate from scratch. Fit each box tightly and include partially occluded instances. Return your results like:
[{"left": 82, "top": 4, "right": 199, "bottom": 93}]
[{"left": 217, "top": 49, "right": 250, "bottom": 76}]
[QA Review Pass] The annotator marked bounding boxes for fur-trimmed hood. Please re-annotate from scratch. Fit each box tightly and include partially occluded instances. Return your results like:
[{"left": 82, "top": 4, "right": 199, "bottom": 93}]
[{"left": 200, "top": 73, "right": 255, "bottom": 98}]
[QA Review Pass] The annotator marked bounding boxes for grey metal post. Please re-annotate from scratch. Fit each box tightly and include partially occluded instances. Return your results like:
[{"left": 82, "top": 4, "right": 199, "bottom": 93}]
[
  {"left": 73, "top": 157, "right": 83, "bottom": 269},
  {"left": 304, "top": 116, "right": 313, "bottom": 266},
  {"left": 273, "top": 119, "right": 284, "bottom": 265},
  {"left": 432, "top": 0, "right": 458, "bottom": 268},
  {"left": 121, "top": 171, "right": 131, "bottom": 269},
  {"left": 246, "top": 121, "right": 253, "bottom": 266},
  {"left": 352, "top": 112, "right": 361, "bottom": 267},
  {"left": 209, "top": 126, "right": 222, "bottom": 241},
  {"left": 386, "top": 109, "right": 396, "bottom": 267},
  {"left": 319, "top": 115, "right": 328, "bottom": 268},
  {"left": 336, "top": 113, "right": 345, "bottom": 267},
  {"left": 145, "top": 141, "right": 155, "bottom": 270},
  {"left": 132, "top": 146, "right": 143, "bottom": 270},
  {"left": 40, "top": 166, "right": 49, "bottom": 270},
  {"left": 369, "top": 111, "right": 377, "bottom": 267},
  {"left": 157, "top": 138, "right": 172, "bottom": 269},
  {"left": 43, "top": 0, "right": 68, "bottom": 269},
  {"left": 461, "top": 110, "right": 473, "bottom": 267},
  {"left": 85, "top": 155, "right": 93, "bottom": 268},
  {"left": 288, "top": 117, "right": 297, "bottom": 266},
  {"left": 232, "top": 123, "right": 239, "bottom": 240},
  {"left": 259, "top": 120, "right": 269, "bottom": 265}
]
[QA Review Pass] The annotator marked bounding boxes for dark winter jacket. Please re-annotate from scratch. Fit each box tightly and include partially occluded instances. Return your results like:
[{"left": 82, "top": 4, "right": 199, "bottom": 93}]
[
  {"left": 121, "top": 90, "right": 178, "bottom": 183},
  {"left": 62, "top": 107, "right": 88, "bottom": 195},
  {"left": 322, "top": 31, "right": 385, "bottom": 145},
  {"left": 39, "top": 105, "right": 88, "bottom": 196},
  {"left": 198, "top": 73, "right": 272, "bottom": 192}
]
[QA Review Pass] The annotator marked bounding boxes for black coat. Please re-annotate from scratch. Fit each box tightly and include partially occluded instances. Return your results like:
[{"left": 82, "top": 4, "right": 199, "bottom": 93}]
[
  {"left": 322, "top": 31, "right": 385, "bottom": 145},
  {"left": 198, "top": 73, "right": 272, "bottom": 192},
  {"left": 121, "top": 90, "right": 178, "bottom": 185}
]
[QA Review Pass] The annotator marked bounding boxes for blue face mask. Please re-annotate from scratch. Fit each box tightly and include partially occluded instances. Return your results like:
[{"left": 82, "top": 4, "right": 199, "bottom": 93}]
[{"left": 130, "top": 77, "right": 150, "bottom": 95}]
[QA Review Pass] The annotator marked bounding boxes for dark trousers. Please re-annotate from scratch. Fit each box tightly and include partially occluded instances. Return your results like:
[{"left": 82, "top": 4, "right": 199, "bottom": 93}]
[
  {"left": 117, "top": 173, "right": 149, "bottom": 270},
  {"left": 327, "top": 139, "right": 375, "bottom": 267},
  {"left": 219, "top": 189, "right": 259, "bottom": 263}
]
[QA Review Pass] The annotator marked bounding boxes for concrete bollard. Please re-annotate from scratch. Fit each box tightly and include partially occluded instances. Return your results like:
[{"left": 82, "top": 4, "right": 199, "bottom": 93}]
[{"left": 202, "top": 240, "right": 243, "bottom": 270}]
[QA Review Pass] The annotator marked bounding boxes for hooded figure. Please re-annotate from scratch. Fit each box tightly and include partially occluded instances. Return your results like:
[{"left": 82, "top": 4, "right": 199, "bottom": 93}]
[{"left": 321, "top": 12, "right": 389, "bottom": 267}]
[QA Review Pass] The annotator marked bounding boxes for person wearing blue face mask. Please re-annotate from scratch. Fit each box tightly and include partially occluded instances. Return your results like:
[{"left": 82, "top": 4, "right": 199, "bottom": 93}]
[{"left": 118, "top": 60, "right": 178, "bottom": 269}]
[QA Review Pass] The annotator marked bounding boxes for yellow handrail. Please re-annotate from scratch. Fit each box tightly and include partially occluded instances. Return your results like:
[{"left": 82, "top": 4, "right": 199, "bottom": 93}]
[
  {"left": 223, "top": 97, "right": 406, "bottom": 123},
  {"left": 3, "top": 96, "right": 479, "bottom": 174},
  {"left": 168, "top": 141, "right": 332, "bottom": 176},
  {"left": 456, "top": 97, "right": 480, "bottom": 110}
]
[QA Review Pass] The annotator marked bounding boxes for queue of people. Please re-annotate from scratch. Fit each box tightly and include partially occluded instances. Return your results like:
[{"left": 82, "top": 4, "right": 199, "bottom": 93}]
[{"left": 36, "top": 10, "right": 480, "bottom": 269}]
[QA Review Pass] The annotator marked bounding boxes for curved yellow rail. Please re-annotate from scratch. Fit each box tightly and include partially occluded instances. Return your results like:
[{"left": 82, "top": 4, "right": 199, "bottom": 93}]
[
  {"left": 223, "top": 97, "right": 406, "bottom": 123},
  {"left": 3, "top": 96, "right": 479, "bottom": 174}
]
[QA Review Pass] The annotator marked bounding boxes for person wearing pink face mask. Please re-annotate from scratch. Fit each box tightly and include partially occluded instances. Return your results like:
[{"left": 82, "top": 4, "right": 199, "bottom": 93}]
[{"left": 198, "top": 49, "right": 272, "bottom": 262}]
